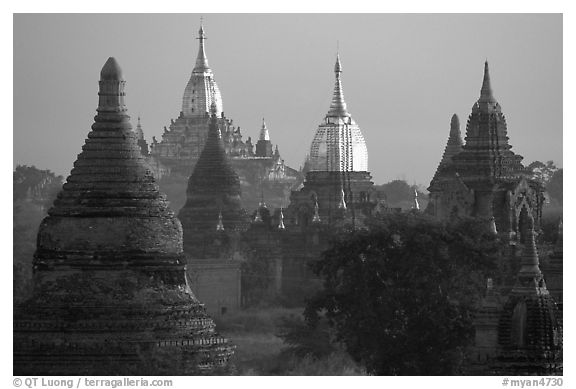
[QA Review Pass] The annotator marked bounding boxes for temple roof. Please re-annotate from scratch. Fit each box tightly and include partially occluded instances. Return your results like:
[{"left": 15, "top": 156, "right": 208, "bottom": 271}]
[
  {"left": 472, "top": 60, "right": 501, "bottom": 114},
  {"left": 181, "top": 23, "right": 223, "bottom": 117},
  {"left": 309, "top": 54, "right": 368, "bottom": 172},
  {"left": 451, "top": 61, "right": 527, "bottom": 182},
  {"left": 185, "top": 103, "right": 241, "bottom": 196}
]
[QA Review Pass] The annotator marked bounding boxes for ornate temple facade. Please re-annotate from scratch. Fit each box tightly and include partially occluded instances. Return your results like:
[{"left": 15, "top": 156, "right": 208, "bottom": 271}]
[
  {"left": 427, "top": 62, "right": 545, "bottom": 241},
  {"left": 146, "top": 24, "right": 301, "bottom": 211},
  {"left": 13, "top": 58, "right": 233, "bottom": 375}
]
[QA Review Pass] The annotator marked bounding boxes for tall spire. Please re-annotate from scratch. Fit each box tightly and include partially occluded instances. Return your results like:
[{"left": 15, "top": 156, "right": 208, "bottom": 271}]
[
  {"left": 181, "top": 21, "right": 222, "bottom": 117},
  {"left": 193, "top": 20, "right": 210, "bottom": 73},
  {"left": 327, "top": 53, "right": 349, "bottom": 117},
  {"left": 479, "top": 60, "right": 496, "bottom": 103},
  {"left": 259, "top": 117, "right": 270, "bottom": 141}
]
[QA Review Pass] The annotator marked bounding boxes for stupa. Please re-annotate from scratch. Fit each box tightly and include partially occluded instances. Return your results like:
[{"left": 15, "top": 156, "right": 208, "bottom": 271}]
[{"left": 13, "top": 57, "right": 234, "bottom": 375}]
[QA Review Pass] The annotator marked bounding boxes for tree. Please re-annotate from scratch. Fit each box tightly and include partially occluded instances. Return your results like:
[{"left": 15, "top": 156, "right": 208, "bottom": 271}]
[
  {"left": 13, "top": 165, "right": 63, "bottom": 209},
  {"left": 304, "top": 213, "right": 504, "bottom": 375},
  {"left": 528, "top": 160, "right": 558, "bottom": 186}
]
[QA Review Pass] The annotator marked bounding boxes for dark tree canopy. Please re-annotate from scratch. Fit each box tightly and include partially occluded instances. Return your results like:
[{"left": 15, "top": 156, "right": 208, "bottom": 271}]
[{"left": 305, "top": 213, "right": 504, "bottom": 375}]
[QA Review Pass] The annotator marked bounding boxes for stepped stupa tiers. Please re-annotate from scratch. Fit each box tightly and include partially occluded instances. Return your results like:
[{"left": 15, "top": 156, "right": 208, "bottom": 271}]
[{"left": 13, "top": 57, "right": 233, "bottom": 375}]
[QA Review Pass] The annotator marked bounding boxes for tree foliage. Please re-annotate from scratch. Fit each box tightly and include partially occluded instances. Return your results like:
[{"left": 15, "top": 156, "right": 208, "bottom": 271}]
[
  {"left": 528, "top": 160, "right": 558, "bottom": 186},
  {"left": 13, "top": 165, "right": 63, "bottom": 209},
  {"left": 304, "top": 213, "right": 504, "bottom": 375}
]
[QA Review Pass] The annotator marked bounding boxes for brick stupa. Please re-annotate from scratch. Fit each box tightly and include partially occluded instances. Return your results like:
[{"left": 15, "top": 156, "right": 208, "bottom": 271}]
[{"left": 13, "top": 57, "right": 234, "bottom": 375}]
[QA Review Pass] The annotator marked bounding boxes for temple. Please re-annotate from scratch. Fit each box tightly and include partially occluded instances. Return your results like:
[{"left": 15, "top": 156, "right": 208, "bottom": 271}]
[
  {"left": 239, "top": 54, "right": 377, "bottom": 302},
  {"left": 427, "top": 61, "right": 545, "bottom": 241},
  {"left": 13, "top": 58, "right": 233, "bottom": 375},
  {"left": 286, "top": 54, "right": 375, "bottom": 226},
  {"left": 146, "top": 23, "right": 301, "bottom": 211}
]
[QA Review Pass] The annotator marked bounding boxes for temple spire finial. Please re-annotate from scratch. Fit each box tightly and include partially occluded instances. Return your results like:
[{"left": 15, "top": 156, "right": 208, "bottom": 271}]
[
  {"left": 259, "top": 117, "right": 270, "bottom": 141},
  {"left": 327, "top": 53, "right": 348, "bottom": 117},
  {"left": 479, "top": 60, "right": 495, "bottom": 103},
  {"left": 97, "top": 57, "right": 127, "bottom": 115},
  {"left": 194, "top": 20, "right": 210, "bottom": 73}
]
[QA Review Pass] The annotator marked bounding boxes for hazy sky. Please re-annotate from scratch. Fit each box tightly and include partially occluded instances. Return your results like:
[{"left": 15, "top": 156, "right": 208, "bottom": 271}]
[{"left": 13, "top": 13, "right": 562, "bottom": 186}]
